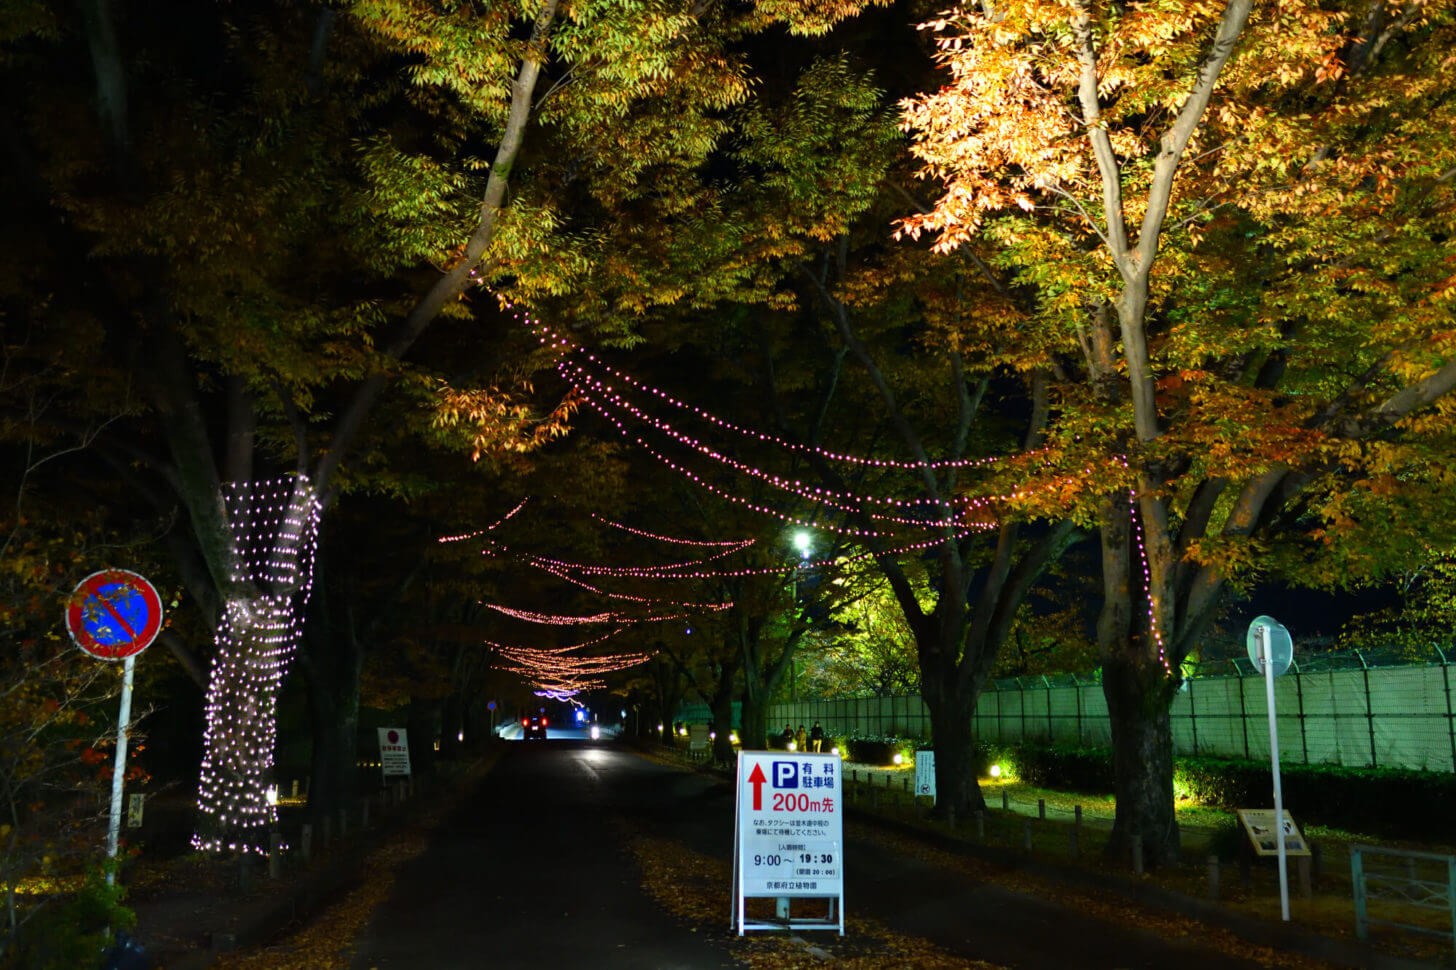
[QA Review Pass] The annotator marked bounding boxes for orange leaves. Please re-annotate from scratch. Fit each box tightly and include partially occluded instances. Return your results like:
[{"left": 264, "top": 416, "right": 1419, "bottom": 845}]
[{"left": 431, "top": 378, "right": 579, "bottom": 462}]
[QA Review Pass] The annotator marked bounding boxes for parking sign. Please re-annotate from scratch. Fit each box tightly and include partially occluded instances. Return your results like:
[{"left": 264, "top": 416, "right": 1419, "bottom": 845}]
[{"left": 732, "top": 750, "right": 844, "bottom": 935}]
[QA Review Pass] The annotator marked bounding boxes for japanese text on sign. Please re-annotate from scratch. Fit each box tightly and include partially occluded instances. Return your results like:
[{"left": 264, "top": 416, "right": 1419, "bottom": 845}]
[{"left": 736, "top": 752, "right": 843, "bottom": 898}]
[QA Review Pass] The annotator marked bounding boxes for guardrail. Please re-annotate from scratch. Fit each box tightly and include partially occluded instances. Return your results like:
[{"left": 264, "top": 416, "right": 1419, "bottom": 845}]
[{"left": 1350, "top": 844, "right": 1456, "bottom": 957}]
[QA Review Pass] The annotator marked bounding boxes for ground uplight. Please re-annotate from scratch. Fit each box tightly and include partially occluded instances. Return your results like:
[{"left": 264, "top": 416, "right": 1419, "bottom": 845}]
[{"left": 989, "top": 764, "right": 1002, "bottom": 778}]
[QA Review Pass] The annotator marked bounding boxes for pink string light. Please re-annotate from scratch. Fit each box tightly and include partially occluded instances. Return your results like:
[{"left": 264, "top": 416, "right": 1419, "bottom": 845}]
[
  {"left": 439, "top": 497, "right": 531, "bottom": 543},
  {"left": 564, "top": 361, "right": 977, "bottom": 528},
  {"left": 592, "top": 515, "right": 755, "bottom": 548}
]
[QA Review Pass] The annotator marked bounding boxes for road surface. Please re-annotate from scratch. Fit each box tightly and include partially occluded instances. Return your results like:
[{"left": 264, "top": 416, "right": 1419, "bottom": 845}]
[{"left": 350, "top": 740, "right": 1285, "bottom": 968}]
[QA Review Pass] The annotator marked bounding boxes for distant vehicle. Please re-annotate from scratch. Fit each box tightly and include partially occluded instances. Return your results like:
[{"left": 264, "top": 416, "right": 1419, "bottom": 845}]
[{"left": 522, "top": 714, "right": 548, "bottom": 740}]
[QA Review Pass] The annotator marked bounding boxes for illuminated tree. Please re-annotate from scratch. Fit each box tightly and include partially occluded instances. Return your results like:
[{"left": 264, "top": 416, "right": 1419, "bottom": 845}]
[{"left": 902, "top": 0, "right": 1456, "bottom": 863}]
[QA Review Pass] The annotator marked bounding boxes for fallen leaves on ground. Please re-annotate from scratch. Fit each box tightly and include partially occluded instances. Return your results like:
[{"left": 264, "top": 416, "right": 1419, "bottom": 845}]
[
  {"left": 619, "top": 820, "right": 1006, "bottom": 969},
  {"left": 211, "top": 754, "right": 500, "bottom": 970},
  {"left": 848, "top": 822, "right": 1335, "bottom": 970}
]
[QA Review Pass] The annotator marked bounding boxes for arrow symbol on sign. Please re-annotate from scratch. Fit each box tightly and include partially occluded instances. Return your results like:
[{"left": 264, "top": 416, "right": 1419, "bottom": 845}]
[{"left": 747, "top": 762, "right": 767, "bottom": 811}]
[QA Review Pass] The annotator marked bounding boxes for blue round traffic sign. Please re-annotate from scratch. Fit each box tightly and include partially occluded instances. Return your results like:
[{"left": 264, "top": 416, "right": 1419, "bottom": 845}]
[{"left": 65, "top": 569, "right": 163, "bottom": 661}]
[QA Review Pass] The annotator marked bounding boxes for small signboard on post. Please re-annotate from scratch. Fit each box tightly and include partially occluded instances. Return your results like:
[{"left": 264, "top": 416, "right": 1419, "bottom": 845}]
[
  {"left": 378, "top": 728, "right": 411, "bottom": 777},
  {"left": 65, "top": 569, "right": 161, "bottom": 886},
  {"left": 732, "top": 751, "right": 844, "bottom": 936},
  {"left": 915, "top": 751, "right": 935, "bottom": 802},
  {"left": 1237, "top": 809, "right": 1310, "bottom": 857},
  {"left": 688, "top": 723, "right": 710, "bottom": 754}
]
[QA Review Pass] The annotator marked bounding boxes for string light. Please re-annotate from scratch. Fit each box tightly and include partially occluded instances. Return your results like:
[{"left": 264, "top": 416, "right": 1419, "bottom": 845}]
[
  {"left": 535, "top": 321, "right": 1025, "bottom": 471},
  {"left": 439, "top": 497, "right": 531, "bottom": 543},
  {"left": 564, "top": 362, "right": 979, "bottom": 528},
  {"left": 592, "top": 515, "right": 755, "bottom": 547},
  {"left": 193, "top": 476, "right": 321, "bottom": 856},
  {"left": 1129, "top": 488, "right": 1172, "bottom": 674},
  {"left": 483, "top": 602, "right": 730, "bottom": 625}
]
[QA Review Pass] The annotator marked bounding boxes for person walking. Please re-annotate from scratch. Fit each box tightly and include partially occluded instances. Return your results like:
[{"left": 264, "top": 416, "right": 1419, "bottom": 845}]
[
  {"left": 810, "top": 720, "right": 824, "bottom": 752},
  {"left": 780, "top": 723, "right": 794, "bottom": 747},
  {"left": 794, "top": 724, "right": 807, "bottom": 752}
]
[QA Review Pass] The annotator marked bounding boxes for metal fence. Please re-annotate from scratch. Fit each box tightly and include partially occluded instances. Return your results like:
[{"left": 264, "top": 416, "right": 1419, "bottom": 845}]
[{"left": 683, "top": 647, "right": 1456, "bottom": 773}]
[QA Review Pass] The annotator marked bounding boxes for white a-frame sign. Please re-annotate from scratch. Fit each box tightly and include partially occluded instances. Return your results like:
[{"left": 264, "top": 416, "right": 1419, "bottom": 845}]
[{"left": 731, "top": 750, "right": 845, "bottom": 935}]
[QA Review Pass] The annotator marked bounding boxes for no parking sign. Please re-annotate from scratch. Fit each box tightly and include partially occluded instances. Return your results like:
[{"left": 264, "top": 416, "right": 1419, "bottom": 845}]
[{"left": 65, "top": 569, "right": 163, "bottom": 660}]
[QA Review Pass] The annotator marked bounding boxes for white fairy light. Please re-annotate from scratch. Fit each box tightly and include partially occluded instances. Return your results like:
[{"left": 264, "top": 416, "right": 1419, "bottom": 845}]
[{"left": 192, "top": 475, "right": 321, "bottom": 856}]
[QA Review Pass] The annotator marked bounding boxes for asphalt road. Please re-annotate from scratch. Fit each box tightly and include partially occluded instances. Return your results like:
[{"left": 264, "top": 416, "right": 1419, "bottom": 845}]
[
  {"left": 351, "top": 741, "right": 1281, "bottom": 969},
  {"left": 349, "top": 738, "right": 737, "bottom": 969}
]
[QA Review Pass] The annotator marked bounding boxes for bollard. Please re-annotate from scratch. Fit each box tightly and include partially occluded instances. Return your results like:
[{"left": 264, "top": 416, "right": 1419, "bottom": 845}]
[
  {"left": 1131, "top": 834, "right": 1144, "bottom": 876},
  {"left": 851, "top": 769, "right": 857, "bottom": 785},
  {"left": 268, "top": 833, "right": 282, "bottom": 880},
  {"left": 1205, "top": 855, "right": 1220, "bottom": 899},
  {"left": 975, "top": 810, "right": 985, "bottom": 842},
  {"left": 1023, "top": 819, "right": 1032, "bottom": 852},
  {"left": 1037, "top": 798, "right": 1045, "bottom": 820},
  {"left": 237, "top": 852, "right": 254, "bottom": 893},
  {"left": 301, "top": 823, "right": 313, "bottom": 863},
  {"left": 1072, "top": 805, "right": 1082, "bottom": 859},
  {"left": 1001, "top": 790, "right": 1009, "bottom": 811},
  {"left": 1297, "top": 855, "right": 1312, "bottom": 898},
  {"left": 291, "top": 779, "right": 299, "bottom": 799},
  {"left": 338, "top": 807, "right": 349, "bottom": 839},
  {"left": 320, "top": 814, "right": 332, "bottom": 848}
]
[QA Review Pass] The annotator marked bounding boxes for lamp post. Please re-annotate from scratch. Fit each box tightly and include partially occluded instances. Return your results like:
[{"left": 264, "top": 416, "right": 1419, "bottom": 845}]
[{"left": 788, "top": 531, "right": 812, "bottom": 701}]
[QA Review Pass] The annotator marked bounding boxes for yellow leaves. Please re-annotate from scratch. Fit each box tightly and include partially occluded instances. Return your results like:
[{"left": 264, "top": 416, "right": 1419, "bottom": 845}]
[{"left": 432, "top": 379, "right": 579, "bottom": 461}]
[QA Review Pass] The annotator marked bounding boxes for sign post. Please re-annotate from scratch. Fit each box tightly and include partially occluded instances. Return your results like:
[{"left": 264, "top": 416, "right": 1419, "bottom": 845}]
[
  {"left": 732, "top": 750, "right": 844, "bottom": 936},
  {"left": 1247, "top": 614, "right": 1294, "bottom": 921},
  {"left": 378, "top": 728, "right": 412, "bottom": 778},
  {"left": 65, "top": 569, "right": 163, "bottom": 885},
  {"left": 915, "top": 751, "right": 936, "bottom": 803}
]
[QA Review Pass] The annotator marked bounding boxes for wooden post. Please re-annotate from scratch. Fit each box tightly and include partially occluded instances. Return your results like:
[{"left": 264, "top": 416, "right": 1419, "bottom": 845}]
[
  {"left": 320, "top": 814, "right": 332, "bottom": 848},
  {"left": 1072, "top": 805, "right": 1082, "bottom": 859},
  {"left": 291, "top": 779, "right": 299, "bottom": 799},
  {"left": 1001, "top": 790, "right": 1009, "bottom": 811},
  {"left": 1297, "top": 855, "right": 1312, "bottom": 898},
  {"left": 300, "top": 823, "right": 313, "bottom": 863},
  {"left": 1131, "top": 834, "right": 1144, "bottom": 876},
  {"left": 268, "top": 833, "right": 282, "bottom": 880},
  {"left": 975, "top": 810, "right": 985, "bottom": 842},
  {"left": 1023, "top": 819, "right": 1032, "bottom": 852},
  {"left": 1205, "top": 855, "right": 1220, "bottom": 899},
  {"left": 1037, "top": 798, "right": 1045, "bottom": 820}
]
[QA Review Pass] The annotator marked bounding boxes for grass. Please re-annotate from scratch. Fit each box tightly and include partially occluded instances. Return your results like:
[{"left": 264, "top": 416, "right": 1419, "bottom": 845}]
[{"left": 661, "top": 745, "right": 1456, "bottom": 966}]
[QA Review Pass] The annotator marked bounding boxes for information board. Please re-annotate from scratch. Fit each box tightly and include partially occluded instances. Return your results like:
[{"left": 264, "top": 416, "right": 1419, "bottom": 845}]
[
  {"left": 915, "top": 751, "right": 935, "bottom": 801},
  {"left": 1237, "top": 808, "right": 1310, "bottom": 857},
  {"left": 688, "top": 723, "right": 710, "bottom": 753},
  {"left": 732, "top": 751, "right": 844, "bottom": 935},
  {"left": 378, "top": 728, "right": 412, "bottom": 777}
]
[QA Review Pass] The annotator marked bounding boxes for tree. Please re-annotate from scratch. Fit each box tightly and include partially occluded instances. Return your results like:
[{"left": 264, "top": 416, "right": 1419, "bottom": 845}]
[{"left": 902, "top": 0, "right": 1456, "bottom": 863}]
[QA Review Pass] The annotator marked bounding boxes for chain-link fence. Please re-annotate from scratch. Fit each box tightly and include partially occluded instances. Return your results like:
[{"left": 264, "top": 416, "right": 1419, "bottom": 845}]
[{"left": 686, "top": 646, "right": 1456, "bottom": 773}]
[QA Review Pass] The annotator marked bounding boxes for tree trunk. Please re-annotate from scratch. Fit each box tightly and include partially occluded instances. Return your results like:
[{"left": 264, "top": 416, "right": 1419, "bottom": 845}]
[
  {"left": 739, "top": 682, "right": 768, "bottom": 752},
  {"left": 1102, "top": 651, "right": 1180, "bottom": 868},
  {"left": 407, "top": 698, "right": 439, "bottom": 776},
  {"left": 923, "top": 677, "right": 985, "bottom": 816},
  {"left": 709, "top": 657, "right": 739, "bottom": 764},
  {"left": 305, "top": 646, "right": 361, "bottom": 831}
]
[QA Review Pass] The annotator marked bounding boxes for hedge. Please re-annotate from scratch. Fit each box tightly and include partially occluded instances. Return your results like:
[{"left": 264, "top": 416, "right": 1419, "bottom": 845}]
[{"left": 997, "top": 742, "right": 1456, "bottom": 841}]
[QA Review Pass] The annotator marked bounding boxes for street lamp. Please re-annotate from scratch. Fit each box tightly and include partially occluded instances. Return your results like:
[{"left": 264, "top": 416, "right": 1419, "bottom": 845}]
[{"left": 789, "top": 531, "right": 813, "bottom": 701}]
